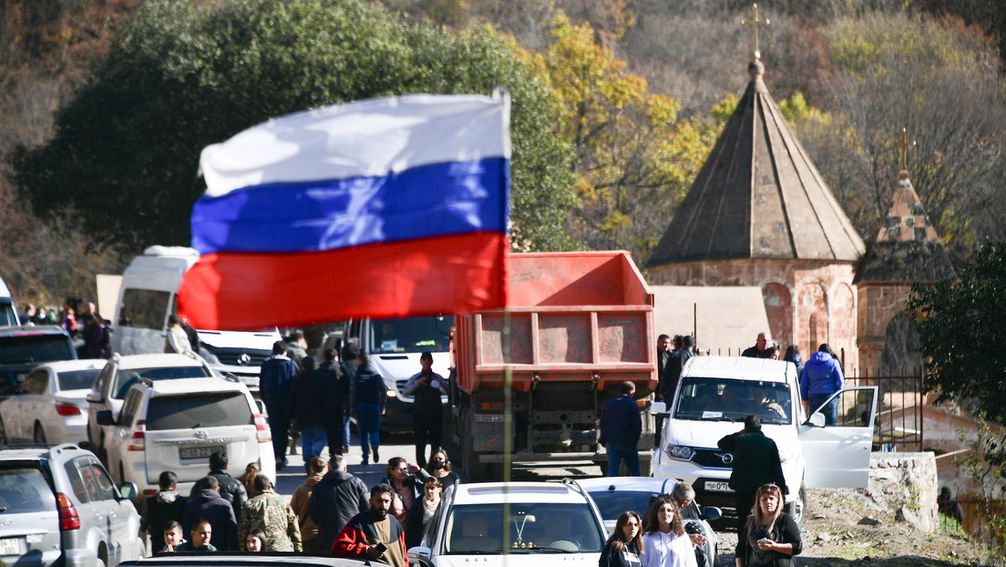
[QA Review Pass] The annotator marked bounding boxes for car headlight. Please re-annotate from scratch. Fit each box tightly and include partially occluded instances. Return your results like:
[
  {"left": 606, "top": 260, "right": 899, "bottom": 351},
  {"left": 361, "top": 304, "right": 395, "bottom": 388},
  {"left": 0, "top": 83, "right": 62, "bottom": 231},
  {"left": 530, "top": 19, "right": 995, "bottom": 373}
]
[{"left": 663, "top": 444, "right": 694, "bottom": 461}]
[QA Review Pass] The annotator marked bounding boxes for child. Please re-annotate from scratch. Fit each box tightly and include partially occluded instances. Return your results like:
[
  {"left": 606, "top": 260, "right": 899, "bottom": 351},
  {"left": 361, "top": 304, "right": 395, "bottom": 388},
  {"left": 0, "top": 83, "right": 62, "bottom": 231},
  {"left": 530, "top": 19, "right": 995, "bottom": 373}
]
[
  {"left": 161, "top": 521, "right": 186, "bottom": 553},
  {"left": 245, "top": 528, "right": 267, "bottom": 552},
  {"left": 176, "top": 519, "right": 217, "bottom": 552}
]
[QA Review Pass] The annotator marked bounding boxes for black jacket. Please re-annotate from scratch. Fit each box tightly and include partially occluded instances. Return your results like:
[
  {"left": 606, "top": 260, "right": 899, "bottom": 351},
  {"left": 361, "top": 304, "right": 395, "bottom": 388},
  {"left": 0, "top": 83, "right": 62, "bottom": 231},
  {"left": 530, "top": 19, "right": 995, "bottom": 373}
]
[
  {"left": 308, "top": 469, "right": 370, "bottom": 551},
  {"left": 735, "top": 512, "right": 802, "bottom": 567},
  {"left": 143, "top": 491, "right": 188, "bottom": 552},
  {"left": 598, "top": 540, "right": 642, "bottom": 567},
  {"left": 718, "top": 429, "right": 787, "bottom": 495},
  {"left": 182, "top": 489, "right": 239, "bottom": 551},
  {"left": 291, "top": 368, "right": 333, "bottom": 427},
  {"left": 320, "top": 360, "right": 350, "bottom": 417},
  {"left": 665, "top": 348, "right": 694, "bottom": 400},
  {"left": 189, "top": 470, "right": 248, "bottom": 522}
]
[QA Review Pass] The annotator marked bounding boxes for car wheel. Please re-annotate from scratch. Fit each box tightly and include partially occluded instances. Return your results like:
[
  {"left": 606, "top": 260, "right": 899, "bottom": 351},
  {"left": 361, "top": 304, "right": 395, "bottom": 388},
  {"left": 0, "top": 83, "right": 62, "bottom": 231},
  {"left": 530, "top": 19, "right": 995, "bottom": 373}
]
[
  {"left": 34, "top": 422, "right": 46, "bottom": 444},
  {"left": 787, "top": 484, "right": 806, "bottom": 525},
  {"left": 0, "top": 418, "right": 7, "bottom": 444}
]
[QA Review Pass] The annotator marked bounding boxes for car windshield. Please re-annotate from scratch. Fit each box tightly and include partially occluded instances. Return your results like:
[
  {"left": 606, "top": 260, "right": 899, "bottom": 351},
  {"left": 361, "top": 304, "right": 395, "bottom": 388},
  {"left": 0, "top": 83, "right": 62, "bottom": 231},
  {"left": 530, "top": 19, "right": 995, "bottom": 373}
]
[
  {"left": 146, "top": 392, "right": 253, "bottom": 430},
  {"left": 0, "top": 335, "right": 74, "bottom": 364},
  {"left": 674, "top": 377, "right": 792, "bottom": 425},
  {"left": 112, "top": 365, "right": 210, "bottom": 400},
  {"left": 370, "top": 316, "right": 452, "bottom": 354},
  {"left": 588, "top": 490, "right": 700, "bottom": 523},
  {"left": 0, "top": 464, "right": 57, "bottom": 513},
  {"left": 58, "top": 368, "right": 102, "bottom": 391},
  {"left": 444, "top": 503, "right": 604, "bottom": 554},
  {"left": 0, "top": 303, "right": 16, "bottom": 326}
]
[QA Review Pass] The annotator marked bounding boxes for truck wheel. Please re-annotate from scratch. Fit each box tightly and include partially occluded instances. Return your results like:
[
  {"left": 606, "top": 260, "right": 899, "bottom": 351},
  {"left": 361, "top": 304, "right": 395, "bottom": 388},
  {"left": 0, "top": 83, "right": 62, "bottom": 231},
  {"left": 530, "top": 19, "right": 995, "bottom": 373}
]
[{"left": 787, "top": 484, "right": 806, "bottom": 525}]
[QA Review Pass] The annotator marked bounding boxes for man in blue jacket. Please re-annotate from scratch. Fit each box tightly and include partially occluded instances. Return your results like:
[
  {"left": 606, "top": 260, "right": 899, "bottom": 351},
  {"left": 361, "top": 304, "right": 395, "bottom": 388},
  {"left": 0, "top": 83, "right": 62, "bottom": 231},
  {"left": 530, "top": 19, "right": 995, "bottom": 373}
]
[
  {"left": 800, "top": 344, "right": 844, "bottom": 426},
  {"left": 261, "top": 341, "right": 298, "bottom": 469},
  {"left": 599, "top": 381, "right": 642, "bottom": 477}
]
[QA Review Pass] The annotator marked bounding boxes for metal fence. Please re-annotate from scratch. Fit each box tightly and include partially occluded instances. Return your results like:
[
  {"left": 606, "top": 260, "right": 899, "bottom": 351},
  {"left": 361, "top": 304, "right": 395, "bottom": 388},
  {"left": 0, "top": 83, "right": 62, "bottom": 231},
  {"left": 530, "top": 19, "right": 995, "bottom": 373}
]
[{"left": 846, "top": 368, "right": 925, "bottom": 452}]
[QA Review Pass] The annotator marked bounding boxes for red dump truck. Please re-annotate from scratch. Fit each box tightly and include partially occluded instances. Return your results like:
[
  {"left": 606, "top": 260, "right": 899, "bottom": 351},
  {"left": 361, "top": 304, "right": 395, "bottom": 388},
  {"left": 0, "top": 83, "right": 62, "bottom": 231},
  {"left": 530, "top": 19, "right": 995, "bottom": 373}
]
[{"left": 448, "top": 251, "right": 658, "bottom": 480}]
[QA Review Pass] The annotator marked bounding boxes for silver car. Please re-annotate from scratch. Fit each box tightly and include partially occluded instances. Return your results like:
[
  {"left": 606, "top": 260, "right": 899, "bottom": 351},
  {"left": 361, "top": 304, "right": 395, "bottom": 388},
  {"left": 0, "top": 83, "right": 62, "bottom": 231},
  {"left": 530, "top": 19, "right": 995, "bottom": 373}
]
[
  {"left": 0, "top": 443, "right": 143, "bottom": 566},
  {"left": 577, "top": 476, "right": 721, "bottom": 567}
]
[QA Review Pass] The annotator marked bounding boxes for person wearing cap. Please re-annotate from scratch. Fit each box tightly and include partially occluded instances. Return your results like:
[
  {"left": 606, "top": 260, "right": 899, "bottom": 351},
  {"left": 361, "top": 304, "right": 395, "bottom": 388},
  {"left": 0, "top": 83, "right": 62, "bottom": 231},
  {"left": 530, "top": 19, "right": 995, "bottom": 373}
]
[{"left": 717, "top": 415, "right": 787, "bottom": 534}]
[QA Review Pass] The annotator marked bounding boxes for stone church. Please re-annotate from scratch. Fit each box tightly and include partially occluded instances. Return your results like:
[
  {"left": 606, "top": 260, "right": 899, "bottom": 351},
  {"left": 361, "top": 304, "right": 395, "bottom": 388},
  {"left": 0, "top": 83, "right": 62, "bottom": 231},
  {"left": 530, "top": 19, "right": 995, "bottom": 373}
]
[{"left": 647, "top": 54, "right": 954, "bottom": 375}]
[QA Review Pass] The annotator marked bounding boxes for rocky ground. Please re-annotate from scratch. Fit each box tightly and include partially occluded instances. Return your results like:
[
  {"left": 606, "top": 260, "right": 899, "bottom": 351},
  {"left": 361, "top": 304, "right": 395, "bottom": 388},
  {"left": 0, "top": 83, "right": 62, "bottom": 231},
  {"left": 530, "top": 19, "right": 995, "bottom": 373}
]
[{"left": 713, "top": 489, "right": 996, "bottom": 567}]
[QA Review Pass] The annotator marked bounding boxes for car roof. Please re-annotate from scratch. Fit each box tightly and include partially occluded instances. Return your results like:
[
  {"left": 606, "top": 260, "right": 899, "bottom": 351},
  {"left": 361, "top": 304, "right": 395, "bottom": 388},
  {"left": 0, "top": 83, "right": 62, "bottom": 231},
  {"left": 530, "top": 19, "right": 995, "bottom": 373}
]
[
  {"left": 0, "top": 325, "right": 69, "bottom": 338},
  {"left": 0, "top": 443, "right": 90, "bottom": 462},
  {"left": 451, "top": 482, "right": 590, "bottom": 505},
  {"left": 145, "top": 377, "right": 247, "bottom": 396},
  {"left": 683, "top": 356, "right": 793, "bottom": 383},
  {"left": 119, "top": 553, "right": 369, "bottom": 566},
  {"left": 575, "top": 476, "right": 676, "bottom": 494},
  {"left": 36, "top": 359, "right": 108, "bottom": 373},
  {"left": 113, "top": 353, "right": 207, "bottom": 370}
]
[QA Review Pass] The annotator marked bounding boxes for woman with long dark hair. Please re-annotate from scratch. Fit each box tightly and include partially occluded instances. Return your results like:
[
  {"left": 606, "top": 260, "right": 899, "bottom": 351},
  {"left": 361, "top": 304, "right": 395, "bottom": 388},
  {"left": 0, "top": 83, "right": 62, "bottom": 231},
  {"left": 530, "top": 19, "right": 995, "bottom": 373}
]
[
  {"left": 599, "top": 511, "right": 643, "bottom": 567},
  {"left": 735, "top": 483, "right": 802, "bottom": 567},
  {"left": 641, "top": 496, "right": 698, "bottom": 567}
]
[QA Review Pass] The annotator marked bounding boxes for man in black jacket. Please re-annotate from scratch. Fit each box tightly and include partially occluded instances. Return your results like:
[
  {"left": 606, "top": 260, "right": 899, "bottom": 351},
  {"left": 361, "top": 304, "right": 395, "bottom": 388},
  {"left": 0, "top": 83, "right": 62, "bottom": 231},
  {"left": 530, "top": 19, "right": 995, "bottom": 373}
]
[
  {"left": 190, "top": 452, "right": 248, "bottom": 523},
  {"left": 308, "top": 454, "right": 370, "bottom": 552},
  {"left": 182, "top": 475, "right": 239, "bottom": 550},
  {"left": 717, "top": 415, "right": 788, "bottom": 534}
]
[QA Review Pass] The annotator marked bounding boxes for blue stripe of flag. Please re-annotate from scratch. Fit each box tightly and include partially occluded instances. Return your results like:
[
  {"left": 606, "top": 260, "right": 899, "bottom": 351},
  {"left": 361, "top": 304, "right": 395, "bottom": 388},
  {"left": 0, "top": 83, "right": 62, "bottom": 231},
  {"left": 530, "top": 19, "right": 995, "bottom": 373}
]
[{"left": 191, "top": 158, "right": 509, "bottom": 254}]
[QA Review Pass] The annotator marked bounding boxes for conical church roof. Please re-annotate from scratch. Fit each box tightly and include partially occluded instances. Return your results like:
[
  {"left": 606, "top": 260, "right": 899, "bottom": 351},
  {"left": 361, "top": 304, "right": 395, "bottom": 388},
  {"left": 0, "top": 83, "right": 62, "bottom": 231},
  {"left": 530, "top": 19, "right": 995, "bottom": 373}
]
[
  {"left": 648, "top": 60, "right": 865, "bottom": 267},
  {"left": 854, "top": 170, "right": 955, "bottom": 284}
]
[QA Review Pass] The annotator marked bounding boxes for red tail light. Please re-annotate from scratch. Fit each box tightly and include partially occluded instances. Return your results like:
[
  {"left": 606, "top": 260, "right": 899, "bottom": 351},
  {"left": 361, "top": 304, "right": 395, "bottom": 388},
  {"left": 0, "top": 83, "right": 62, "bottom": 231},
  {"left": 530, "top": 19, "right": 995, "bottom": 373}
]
[
  {"left": 253, "top": 413, "right": 271, "bottom": 443},
  {"left": 127, "top": 419, "right": 146, "bottom": 452},
  {"left": 56, "top": 493, "right": 81, "bottom": 530},
  {"left": 54, "top": 403, "right": 82, "bottom": 416}
]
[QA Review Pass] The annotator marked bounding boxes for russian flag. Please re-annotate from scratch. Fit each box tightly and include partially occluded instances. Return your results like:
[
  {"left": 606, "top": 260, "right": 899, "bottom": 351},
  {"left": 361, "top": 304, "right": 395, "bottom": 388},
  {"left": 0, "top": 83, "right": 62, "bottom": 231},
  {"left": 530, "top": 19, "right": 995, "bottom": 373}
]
[{"left": 177, "top": 93, "right": 510, "bottom": 330}]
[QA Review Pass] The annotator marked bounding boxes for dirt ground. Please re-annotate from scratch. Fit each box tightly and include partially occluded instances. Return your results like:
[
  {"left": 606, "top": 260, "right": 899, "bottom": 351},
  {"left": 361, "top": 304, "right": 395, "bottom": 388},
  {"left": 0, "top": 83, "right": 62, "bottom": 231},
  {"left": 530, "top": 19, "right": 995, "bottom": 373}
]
[{"left": 712, "top": 489, "right": 996, "bottom": 567}]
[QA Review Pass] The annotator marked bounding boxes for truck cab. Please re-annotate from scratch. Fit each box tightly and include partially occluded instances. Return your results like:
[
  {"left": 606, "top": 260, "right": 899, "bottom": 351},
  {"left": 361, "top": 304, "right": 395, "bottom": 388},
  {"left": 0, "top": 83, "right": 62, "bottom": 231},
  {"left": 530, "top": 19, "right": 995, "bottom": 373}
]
[{"left": 650, "top": 356, "right": 877, "bottom": 524}]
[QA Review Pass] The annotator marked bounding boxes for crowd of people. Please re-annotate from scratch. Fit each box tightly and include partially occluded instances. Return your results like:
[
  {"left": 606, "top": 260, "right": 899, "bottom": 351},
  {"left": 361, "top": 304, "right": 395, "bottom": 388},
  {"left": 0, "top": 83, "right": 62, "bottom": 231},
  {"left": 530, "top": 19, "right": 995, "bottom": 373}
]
[
  {"left": 141, "top": 448, "right": 460, "bottom": 564},
  {"left": 19, "top": 296, "right": 111, "bottom": 358}
]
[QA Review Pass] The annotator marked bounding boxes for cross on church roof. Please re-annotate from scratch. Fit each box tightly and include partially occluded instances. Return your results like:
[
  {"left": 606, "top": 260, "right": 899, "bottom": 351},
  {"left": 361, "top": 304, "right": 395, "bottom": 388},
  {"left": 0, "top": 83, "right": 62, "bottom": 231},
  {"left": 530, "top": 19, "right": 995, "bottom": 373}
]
[
  {"left": 897, "top": 127, "right": 916, "bottom": 180},
  {"left": 741, "top": 3, "right": 770, "bottom": 61}
]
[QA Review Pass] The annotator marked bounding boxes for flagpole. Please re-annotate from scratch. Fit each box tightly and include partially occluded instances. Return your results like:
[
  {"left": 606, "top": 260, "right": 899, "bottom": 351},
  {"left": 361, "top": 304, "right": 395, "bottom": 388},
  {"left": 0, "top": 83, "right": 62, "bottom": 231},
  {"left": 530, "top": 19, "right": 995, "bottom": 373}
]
[{"left": 502, "top": 308, "right": 512, "bottom": 559}]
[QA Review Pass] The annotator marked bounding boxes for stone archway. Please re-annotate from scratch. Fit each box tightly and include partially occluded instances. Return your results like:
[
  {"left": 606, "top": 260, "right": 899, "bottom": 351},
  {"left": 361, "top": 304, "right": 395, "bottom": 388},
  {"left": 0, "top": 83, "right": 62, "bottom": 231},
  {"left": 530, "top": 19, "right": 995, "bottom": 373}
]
[
  {"left": 797, "top": 282, "right": 828, "bottom": 357},
  {"left": 762, "top": 283, "right": 792, "bottom": 348}
]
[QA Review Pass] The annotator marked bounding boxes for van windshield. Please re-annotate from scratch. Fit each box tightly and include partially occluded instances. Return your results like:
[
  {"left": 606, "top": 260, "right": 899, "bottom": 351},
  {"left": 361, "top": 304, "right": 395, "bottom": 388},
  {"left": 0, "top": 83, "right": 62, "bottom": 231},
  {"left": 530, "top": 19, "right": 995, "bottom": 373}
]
[
  {"left": 674, "top": 377, "right": 792, "bottom": 425},
  {"left": 370, "top": 316, "right": 453, "bottom": 354}
]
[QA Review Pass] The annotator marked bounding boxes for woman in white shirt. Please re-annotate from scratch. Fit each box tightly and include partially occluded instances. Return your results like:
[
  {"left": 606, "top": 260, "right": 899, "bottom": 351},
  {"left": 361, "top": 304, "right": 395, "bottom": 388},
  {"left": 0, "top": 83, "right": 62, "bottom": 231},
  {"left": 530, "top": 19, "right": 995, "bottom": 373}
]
[{"left": 641, "top": 496, "right": 700, "bottom": 567}]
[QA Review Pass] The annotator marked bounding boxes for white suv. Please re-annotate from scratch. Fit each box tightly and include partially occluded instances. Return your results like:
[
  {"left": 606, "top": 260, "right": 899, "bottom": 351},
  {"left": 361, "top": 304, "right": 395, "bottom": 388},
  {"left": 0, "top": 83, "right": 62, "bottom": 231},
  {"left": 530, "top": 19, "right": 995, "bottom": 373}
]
[
  {"left": 96, "top": 377, "right": 275, "bottom": 495},
  {"left": 650, "top": 356, "right": 878, "bottom": 523},
  {"left": 86, "top": 353, "right": 214, "bottom": 458},
  {"left": 408, "top": 481, "right": 607, "bottom": 567}
]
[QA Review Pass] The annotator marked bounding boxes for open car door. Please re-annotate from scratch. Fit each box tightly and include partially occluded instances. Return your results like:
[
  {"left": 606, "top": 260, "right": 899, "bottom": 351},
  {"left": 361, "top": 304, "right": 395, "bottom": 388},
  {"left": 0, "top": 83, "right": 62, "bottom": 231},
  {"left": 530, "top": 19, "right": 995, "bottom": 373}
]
[{"left": 799, "top": 386, "right": 878, "bottom": 488}]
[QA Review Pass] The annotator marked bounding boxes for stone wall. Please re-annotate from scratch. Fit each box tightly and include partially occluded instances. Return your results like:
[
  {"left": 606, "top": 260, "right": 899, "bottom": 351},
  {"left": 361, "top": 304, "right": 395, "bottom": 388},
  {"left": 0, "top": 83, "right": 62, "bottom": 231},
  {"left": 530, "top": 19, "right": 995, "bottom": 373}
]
[{"left": 868, "top": 452, "right": 939, "bottom": 532}]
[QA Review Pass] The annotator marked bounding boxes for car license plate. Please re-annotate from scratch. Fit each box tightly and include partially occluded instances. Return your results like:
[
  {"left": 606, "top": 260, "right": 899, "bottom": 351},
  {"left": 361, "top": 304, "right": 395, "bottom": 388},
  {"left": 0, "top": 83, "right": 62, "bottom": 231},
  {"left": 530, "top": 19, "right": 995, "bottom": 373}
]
[
  {"left": 704, "top": 481, "right": 733, "bottom": 493},
  {"left": 0, "top": 537, "right": 22, "bottom": 555},
  {"left": 179, "top": 445, "right": 224, "bottom": 460}
]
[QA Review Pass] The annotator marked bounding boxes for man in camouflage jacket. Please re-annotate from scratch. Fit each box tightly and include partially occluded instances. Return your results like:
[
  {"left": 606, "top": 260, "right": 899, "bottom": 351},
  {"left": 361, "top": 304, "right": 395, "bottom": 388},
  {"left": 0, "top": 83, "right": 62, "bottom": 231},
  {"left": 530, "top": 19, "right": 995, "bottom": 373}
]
[{"left": 239, "top": 474, "right": 303, "bottom": 551}]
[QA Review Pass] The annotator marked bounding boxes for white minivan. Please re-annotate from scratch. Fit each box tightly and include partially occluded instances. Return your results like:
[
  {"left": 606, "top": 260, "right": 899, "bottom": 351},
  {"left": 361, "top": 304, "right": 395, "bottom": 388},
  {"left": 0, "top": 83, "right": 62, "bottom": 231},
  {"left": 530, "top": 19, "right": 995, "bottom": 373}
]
[
  {"left": 650, "top": 356, "right": 878, "bottom": 523},
  {"left": 111, "top": 246, "right": 280, "bottom": 391}
]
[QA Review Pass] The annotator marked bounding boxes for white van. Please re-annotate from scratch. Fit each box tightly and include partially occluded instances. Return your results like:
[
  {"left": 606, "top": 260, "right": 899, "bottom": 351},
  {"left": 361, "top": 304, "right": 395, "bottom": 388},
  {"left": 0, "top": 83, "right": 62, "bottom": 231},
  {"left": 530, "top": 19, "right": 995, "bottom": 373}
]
[
  {"left": 111, "top": 246, "right": 280, "bottom": 391},
  {"left": 0, "top": 277, "right": 20, "bottom": 326},
  {"left": 650, "top": 356, "right": 878, "bottom": 523},
  {"left": 345, "top": 316, "right": 452, "bottom": 431}
]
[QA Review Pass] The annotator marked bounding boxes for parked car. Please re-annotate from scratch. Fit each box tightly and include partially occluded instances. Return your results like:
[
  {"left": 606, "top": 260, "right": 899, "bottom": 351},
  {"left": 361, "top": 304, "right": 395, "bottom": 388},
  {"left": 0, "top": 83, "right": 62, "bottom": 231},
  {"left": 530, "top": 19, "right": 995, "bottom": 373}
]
[
  {"left": 577, "top": 476, "right": 720, "bottom": 567},
  {"left": 0, "top": 359, "right": 106, "bottom": 445},
  {"left": 0, "top": 277, "right": 18, "bottom": 326},
  {"left": 85, "top": 353, "right": 213, "bottom": 458},
  {"left": 0, "top": 326, "right": 77, "bottom": 398},
  {"left": 650, "top": 356, "right": 878, "bottom": 523},
  {"left": 120, "top": 554, "right": 369, "bottom": 565},
  {"left": 97, "top": 376, "right": 274, "bottom": 495},
  {"left": 0, "top": 443, "right": 143, "bottom": 566},
  {"left": 408, "top": 481, "right": 607, "bottom": 567}
]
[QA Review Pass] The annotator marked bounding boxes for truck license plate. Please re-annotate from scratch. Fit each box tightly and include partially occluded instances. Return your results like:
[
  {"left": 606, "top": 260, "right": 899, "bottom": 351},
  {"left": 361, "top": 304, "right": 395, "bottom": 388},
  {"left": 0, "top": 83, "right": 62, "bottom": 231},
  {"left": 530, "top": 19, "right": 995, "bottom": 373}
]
[
  {"left": 704, "top": 481, "right": 732, "bottom": 493},
  {"left": 179, "top": 445, "right": 224, "bottom": 460},
  {"left": 0, "top": 537, "right": 22, "bottom": 555}
]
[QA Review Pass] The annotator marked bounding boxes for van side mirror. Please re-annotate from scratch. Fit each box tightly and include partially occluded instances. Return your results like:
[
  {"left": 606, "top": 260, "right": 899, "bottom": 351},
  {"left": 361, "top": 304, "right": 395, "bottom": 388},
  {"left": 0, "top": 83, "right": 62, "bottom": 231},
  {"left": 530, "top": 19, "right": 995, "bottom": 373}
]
[
  {"left": 701, "top": 506, "right": 722, "bottom": 522},
  {"left": 119, "top": 482, "right": 138, "bottom": 500},
  {"left": 650, "top": 401, "right": 668, "bottom": 415},
  {"left": 807, "top": 412, "right": 826, "bottom": 428},
  {"left": 96, "top": 410, "right": 116, "bottom": 426},
  {"left": 85, "top": 391, "right": 104, "bottom": 404},
  {"left": 408, "top": 546, "right": 432, "bottom": 561}
]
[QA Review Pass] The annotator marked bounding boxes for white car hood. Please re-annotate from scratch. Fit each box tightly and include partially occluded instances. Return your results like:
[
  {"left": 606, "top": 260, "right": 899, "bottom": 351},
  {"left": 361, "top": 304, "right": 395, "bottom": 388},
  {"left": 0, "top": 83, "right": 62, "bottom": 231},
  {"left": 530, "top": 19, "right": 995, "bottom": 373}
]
[
  {"left": 433, "top": 553, "right": 600, "bottom": 567},
  {"left": 371, "top": 352, "right": 451, "bottom": 383},
  {"left": 665, "top": 418, "right": 797, "bottom": 449},
  {"left": 196, "top": 329, "right": 280, "bottom": 350}
]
